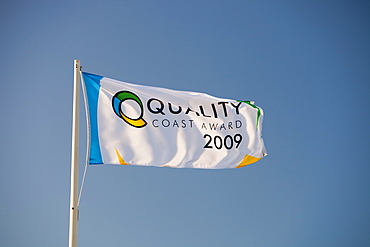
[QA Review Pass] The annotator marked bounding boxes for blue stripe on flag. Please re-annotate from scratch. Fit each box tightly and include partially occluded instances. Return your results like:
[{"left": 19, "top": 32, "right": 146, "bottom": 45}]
[{"left": 82, "top": 72, "right": 104, "bottom": 164}]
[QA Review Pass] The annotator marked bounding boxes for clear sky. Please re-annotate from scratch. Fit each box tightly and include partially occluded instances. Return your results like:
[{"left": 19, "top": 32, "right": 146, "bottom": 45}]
[{"left": 1, "top": 1, "right": 369, "bottom": 246}]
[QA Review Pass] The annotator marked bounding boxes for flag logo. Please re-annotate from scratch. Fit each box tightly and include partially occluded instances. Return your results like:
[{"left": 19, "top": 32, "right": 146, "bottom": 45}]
[{"left": 112, "top": 91, "right": 147, "bottom": 128}]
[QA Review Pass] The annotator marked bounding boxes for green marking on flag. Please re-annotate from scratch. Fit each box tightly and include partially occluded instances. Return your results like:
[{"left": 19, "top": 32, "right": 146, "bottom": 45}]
[{"left": 237, "top": 100, "right": 261, "bottom": 128}]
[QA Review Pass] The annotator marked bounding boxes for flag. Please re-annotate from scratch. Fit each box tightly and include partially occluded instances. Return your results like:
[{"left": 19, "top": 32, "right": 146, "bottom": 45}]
[{"left": 82, "top": 72, "right": 267, "bottom": 169}]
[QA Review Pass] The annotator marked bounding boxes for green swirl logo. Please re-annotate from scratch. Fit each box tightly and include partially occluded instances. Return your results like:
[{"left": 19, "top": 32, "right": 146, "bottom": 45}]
[{"left": 112, "top": 91, "right": 147, "bottom": 128}]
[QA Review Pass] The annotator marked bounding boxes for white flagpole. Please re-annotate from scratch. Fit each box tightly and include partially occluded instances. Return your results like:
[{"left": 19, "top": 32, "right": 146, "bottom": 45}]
[{"left": 69, "top": 59, "right": 81, "bottom": 247}]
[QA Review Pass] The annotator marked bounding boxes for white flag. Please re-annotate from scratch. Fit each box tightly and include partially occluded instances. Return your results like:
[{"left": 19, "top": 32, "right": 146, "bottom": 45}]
[{"left": 82, "top": 72, "right": 267, "bottom": 169}]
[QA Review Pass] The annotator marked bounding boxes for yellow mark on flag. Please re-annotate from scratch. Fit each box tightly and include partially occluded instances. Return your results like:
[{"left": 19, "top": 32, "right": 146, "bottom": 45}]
[
  {"left": 115, "top": 149, "right": 129, "bottom": 165},
  {"left": 235, "top": 155, "right": 261, "bottom": 168}
]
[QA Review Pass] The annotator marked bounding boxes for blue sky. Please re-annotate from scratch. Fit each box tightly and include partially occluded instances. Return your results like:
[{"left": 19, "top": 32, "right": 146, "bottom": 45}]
[{"left": 1, "top": 1, "right": 369, "bottom": 246}]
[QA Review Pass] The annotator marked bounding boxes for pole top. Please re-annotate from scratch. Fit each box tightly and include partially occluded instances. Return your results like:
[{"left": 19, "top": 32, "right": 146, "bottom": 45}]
[{"left": 74, "top": 60, "right": 82, "bottom": 70}]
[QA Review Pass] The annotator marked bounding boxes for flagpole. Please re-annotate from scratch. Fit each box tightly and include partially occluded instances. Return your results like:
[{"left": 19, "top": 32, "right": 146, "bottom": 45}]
[{"left": 69, "top": 59, "right": 81, "bottom": 247}]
